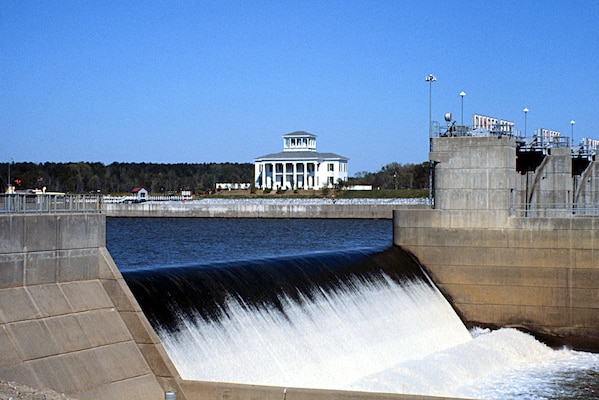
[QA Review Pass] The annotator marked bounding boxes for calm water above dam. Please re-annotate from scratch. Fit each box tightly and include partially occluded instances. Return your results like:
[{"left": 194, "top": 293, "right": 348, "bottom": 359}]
[{"left": 106, "top": 217, "right": 599, "bottom": 399}]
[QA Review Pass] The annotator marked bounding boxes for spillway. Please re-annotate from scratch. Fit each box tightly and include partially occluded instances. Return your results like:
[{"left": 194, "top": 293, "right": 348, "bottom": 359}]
[
  {"left": 121, "top": 244, "right": 599, "bottom": 399},
  {"left": 123, "top": 246, "right": 472, "bottom": 388}
]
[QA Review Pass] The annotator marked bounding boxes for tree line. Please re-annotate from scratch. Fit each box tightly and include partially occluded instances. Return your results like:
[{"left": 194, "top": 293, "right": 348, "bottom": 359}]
[
  {"left": 0, "top": 162, "right": 254, "bottom": 194},
  {"left": 350, "top": 162, "right": 429, "bottom": 190},
  {"left": 0, "top": 161, "right": 429, "bottom": 194}
]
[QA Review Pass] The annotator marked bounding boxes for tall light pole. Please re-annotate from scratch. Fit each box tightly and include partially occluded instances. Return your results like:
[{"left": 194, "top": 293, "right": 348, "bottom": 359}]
[
  {"left": 7, "top": 158, "right": 13, "bottom": 193},
  {"left": 460, "top": 91, "right": 466, "bottom": 126},
  {"left": 570, "top": 120, "right": 575, "bottom": 146},
  {"left": 523, "top": 107, "right": 529, "bottom": 137},
  {"left": 425, "top": 74, "right": 436, "bottom": 208},
  {"left": 425, "top": 74, "right": 436, "bottom": 139}
]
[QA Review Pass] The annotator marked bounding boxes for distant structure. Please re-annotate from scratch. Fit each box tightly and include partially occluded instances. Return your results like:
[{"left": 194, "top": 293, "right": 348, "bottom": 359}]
[
  {"left": 254, "top": 131, "right": 348, "bottom": 190},
  {"left": 131, "top": 186, "right": 148, "bottom": 202}
]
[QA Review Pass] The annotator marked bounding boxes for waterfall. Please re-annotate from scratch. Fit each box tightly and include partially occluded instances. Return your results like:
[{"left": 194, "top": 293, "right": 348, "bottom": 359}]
[
  {"left": 123, "top": 246, "right": 472, "bottom": 388},
  {"left": 114, "top": 218, "right": 599, "bottom": 399}
]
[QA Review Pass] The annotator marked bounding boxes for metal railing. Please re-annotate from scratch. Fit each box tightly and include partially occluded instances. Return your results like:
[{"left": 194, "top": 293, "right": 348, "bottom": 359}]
[
  {"left": 0, "top": 193, "right": 103, "bottom": 214},
  {"left": 434, "top": 124, "right": 522, "bottom": 140},
  {"left": 434, "top": 124, "right": 579, "bottom": 152},
  {"left": 509, "top": 202, "right": 599, "bottom": 218}
]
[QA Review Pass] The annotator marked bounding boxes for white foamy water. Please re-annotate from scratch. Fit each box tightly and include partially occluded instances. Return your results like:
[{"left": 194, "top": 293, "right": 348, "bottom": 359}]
[
  {"left": 159, "top": 275, "right": 471, "bottom": 388},
  {"left": 157, "top": 275, "right": 599, "bottom": 399}
]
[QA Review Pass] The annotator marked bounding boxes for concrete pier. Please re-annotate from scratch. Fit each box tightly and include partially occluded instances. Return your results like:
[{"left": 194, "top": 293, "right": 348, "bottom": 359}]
[{"left": 394, "top": 135, "right": 599, "bottom": 350}]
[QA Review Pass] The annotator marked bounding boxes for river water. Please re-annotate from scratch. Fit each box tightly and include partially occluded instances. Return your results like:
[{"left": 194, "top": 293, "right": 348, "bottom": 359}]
[{"left": 106, "top": 217, "right": 599, "bottom": 399}]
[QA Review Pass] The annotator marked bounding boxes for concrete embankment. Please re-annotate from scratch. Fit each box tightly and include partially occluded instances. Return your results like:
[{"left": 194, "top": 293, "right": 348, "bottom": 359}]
[
  {"left": 0, "top": 212, "right": 467, "bottom": 400},
  {"left": 104, "top": 198, "right": 428, "bottom": 218},
  {"left": 0, "top": 213, "right": 184, "bottom": 400}
]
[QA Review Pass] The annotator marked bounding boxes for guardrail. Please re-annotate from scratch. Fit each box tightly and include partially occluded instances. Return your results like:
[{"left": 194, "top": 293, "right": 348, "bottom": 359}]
[
  {"left": 0, "top": 193, "right": 103, "bottom": 213},
  {"left": 509, "top": 202, "right": 599, "bottom": 218}
]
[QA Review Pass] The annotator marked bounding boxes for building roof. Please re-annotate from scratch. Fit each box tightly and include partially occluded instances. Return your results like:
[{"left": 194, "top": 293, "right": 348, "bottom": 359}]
[
  {"left": 254, "top": 150, "right": 348, "bottom": 162},
  {"left": 282, "top": 131, "right": 317, "bottom": 138}
]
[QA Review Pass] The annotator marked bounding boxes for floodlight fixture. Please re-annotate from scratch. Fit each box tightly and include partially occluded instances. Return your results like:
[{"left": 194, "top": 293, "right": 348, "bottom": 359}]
[{"left": 523, "top": 108, "right": 529, "bottom": 137}]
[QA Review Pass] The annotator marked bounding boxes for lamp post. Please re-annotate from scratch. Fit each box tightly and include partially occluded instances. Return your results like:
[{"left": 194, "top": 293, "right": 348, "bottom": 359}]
[
  {"left": 460, "top": 91, "right": 466, "bottom": 126},
  {"left": 523, "top": 108, "right": 529, "bottom": 137},
  {"left": 570, "top": 120, "right": 575, "bottom": 147},
  {"left": 425, "top": 74, "right": 436, "bottom": 139},
  {"left": 7, "top": 158, "right": 13, "bottom": 194},
  {"left": 425, "top": 74, "right": 436, "bottom": 208}
]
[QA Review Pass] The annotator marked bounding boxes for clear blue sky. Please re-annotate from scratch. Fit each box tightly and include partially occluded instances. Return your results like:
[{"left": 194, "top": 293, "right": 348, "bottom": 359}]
[{"left": 1, "top": 1, "right": 598, "bottom": 174}]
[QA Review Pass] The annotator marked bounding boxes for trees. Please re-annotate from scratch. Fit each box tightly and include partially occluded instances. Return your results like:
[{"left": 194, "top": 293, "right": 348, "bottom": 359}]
[
  {"left": 1, "top": 162, "right": 254, "bottom": 194},
  {"left": 350, "top": 162, "right": 429, "bottom": 190},
  {"left": 1, "top": 160, "right": 428, "bottom": 194}
]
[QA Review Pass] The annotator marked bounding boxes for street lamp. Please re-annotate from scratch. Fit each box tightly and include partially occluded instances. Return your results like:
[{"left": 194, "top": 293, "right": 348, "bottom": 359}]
[
  {"left": 7, "top": 158, "right": 13, "bottom": 193},
  {"left": 425, "top": 74, "right": 436, "bottom": 139},
  {"left": 425, "top": 74, "right": 436, "bottom": 208},
  {"left": 523, "top": 107, "right": 529, "bottom": 137},
  {"left": 460, "top": 91, "right": 466, "bottom": 126},
  {"left": 570, "top": 120, "right": 575, "bottom": 146}
]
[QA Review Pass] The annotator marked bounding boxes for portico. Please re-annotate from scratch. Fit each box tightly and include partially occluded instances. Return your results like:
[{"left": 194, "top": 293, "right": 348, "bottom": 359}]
[{"left": 254, "top": 132, "right": 348, "bottom": 190}]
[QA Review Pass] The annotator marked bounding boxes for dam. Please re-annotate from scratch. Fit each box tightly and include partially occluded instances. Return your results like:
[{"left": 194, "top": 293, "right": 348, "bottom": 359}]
[
  {"left": 0, "top": 196, "right": 468, "bottom": 399},
  {"left": 2, "top": 121, "right": 599, "bottom": 398},
  {"left": 394, "top": 123, "right": 599, "bottom": 351}
]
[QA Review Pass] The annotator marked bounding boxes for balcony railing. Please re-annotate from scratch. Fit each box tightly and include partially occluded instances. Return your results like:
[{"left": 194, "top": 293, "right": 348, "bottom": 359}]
[{"left": 0, "top": 193, "right": 103, "bottom": 214}]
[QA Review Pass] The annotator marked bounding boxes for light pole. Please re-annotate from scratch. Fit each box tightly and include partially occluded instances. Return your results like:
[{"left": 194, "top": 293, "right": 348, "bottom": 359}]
[
  {"left": 523, "top": 107, "right": 529, "bottom": 137},
  {"left": 570, "top": 120, "right": 575, "bottom": 146},
  {"left": 460, "top": 91, "right": 466, "bottom": 126},
  {"left": 7, "top": 158, "right": 13, "bottom": 193},
  {"left": 425, "top": 74, "right": 436, "bottom": 139},
  {"left": 425, "top": 74, "right": 436, "bottom": 208}
]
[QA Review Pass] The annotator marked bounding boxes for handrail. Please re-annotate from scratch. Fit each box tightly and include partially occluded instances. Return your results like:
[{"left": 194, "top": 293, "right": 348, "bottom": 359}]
[
  {"left": 0, "top": 193, "right": 103, "bottom": 214},
  {"left": 509, "top": 202, "right": 599, "bottom": 218}
]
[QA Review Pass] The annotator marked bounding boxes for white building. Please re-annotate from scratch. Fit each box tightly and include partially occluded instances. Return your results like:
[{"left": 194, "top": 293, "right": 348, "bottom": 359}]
[{"left": 254, "top": 131, "right": 349, "bottom": 190}]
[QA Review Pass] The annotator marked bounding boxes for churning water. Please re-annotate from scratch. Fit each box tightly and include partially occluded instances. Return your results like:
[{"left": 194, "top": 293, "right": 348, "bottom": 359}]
[{"left": 107, "top": 218, "right": 599, "bottom": 399}]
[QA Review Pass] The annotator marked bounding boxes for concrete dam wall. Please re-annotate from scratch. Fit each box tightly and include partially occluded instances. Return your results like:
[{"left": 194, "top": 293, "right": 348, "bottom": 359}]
[
  {"left": 394, "top": 135, "right": 599, "bottom": 350},
  {"left": 104, "top": 198, "right": 427, "bottom": 219},
  {"left": 0, "top": 213, "right": 184, "bottom": 400},
  {"left": 0, "top": 210, "right": 464, "bottom": 400}
]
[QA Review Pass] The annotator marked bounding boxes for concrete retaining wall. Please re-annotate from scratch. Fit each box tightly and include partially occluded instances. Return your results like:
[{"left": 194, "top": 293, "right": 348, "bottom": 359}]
[
  {"left": 394, "top": 209, "right": 599, "bottom": 350},
  {"left": 104, "top": 200, "right": 427, "bottom": 219},
  {"left": 394, "top": 135, "right": 599, "bottom": 351},
  {"left": 0, "top": 213, "right": 185, "bottom": 400},
  {"left": 179, "top": 380, "right": 464, "bottom": 400}
]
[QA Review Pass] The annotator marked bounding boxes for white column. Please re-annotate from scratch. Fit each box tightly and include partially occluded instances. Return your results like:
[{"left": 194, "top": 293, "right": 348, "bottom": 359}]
[
  {"left": 292, "top": 162, "right": 297, "bottom": 189},
  {"left": 303, "top": 162, "right": 307, "bottom": 189}
]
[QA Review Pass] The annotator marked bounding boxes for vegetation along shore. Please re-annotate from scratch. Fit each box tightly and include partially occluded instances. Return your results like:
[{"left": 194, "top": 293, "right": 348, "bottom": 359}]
[{"left": 1, "top": 161, "right": 429, "bottom": 196}]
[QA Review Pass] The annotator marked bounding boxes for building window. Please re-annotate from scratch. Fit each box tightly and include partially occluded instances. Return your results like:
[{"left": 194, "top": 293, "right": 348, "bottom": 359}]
[{"left": 328, "top": 163, "right": 334, "bottom": 172}]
